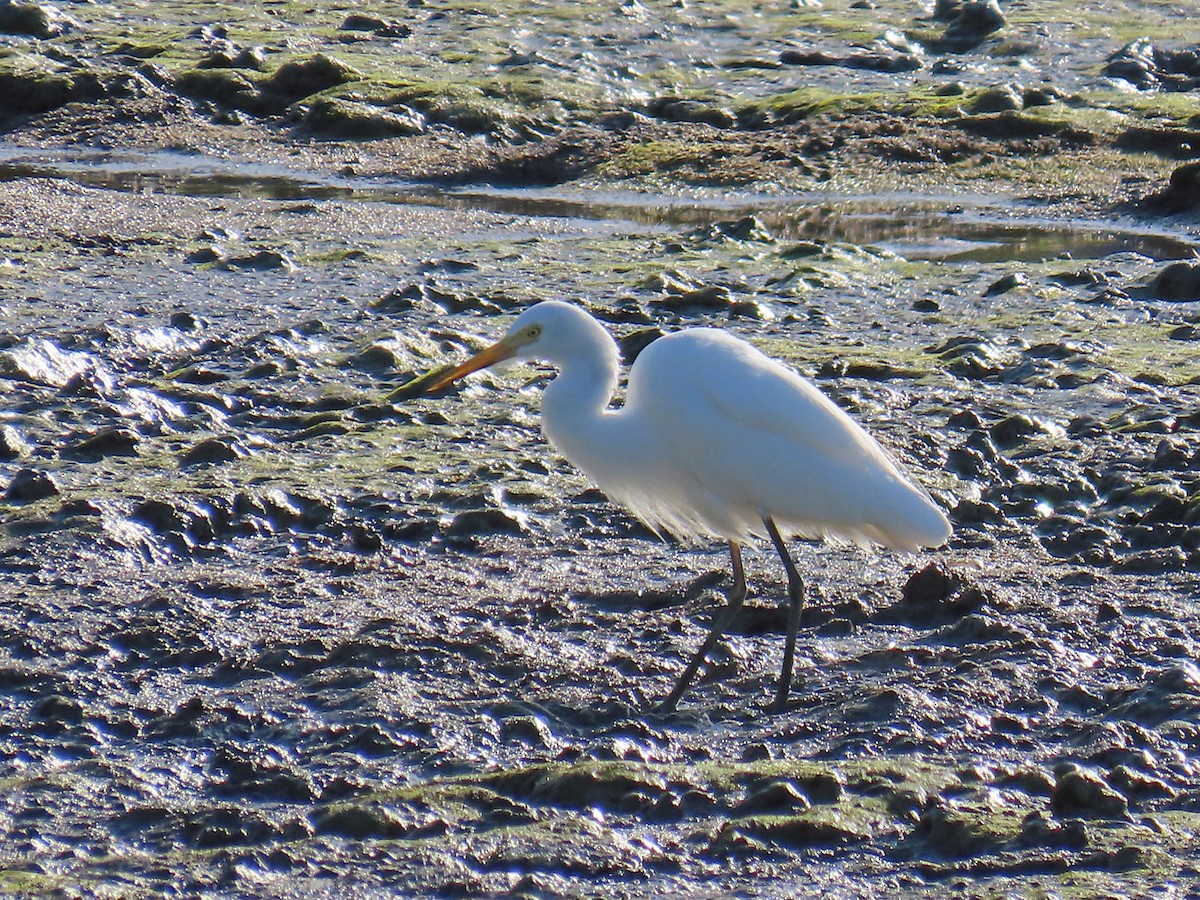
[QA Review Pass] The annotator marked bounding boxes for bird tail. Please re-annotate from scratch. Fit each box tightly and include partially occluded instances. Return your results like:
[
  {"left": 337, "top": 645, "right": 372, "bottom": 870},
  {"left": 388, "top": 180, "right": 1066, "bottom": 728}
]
[{"left": 871, "top": 481, "right": 952, "bottom": 552}]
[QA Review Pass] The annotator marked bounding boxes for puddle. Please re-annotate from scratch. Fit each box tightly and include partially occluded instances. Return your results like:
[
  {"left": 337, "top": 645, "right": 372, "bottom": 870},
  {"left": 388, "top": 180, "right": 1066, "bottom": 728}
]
[
  {"left": 0, "top": 150, "right": 359, "bottom": 202},
  {"left": 1, "top": 147, "right": 1196, "bottom": 264}
]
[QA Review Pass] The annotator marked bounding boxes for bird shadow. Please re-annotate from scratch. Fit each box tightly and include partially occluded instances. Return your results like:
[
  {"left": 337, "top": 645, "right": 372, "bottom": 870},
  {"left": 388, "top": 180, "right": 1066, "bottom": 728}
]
[
  {"left": 571, "top": 571, "right": 882, "bottom": 636},
  {"left": 568, "top": 569, "right": 727, "bottom": 612}
]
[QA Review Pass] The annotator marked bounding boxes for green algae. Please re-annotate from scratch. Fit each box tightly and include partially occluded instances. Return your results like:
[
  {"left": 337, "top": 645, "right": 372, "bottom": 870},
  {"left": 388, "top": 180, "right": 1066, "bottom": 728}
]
[
  {"left": 595, "top": 140, "right": 715, "bottom": 179},
  {"left": 0, "top": 0, "right": 1194, "bottom": 205},
  {"left": 745, "top": 86, "right": 886, "bottom": 122},
  {"left": 0, "top": 869, "right": 64, "bottom": 896},
  {"left": 191, "top": 756, "right": 1200, "bottom": 893}
]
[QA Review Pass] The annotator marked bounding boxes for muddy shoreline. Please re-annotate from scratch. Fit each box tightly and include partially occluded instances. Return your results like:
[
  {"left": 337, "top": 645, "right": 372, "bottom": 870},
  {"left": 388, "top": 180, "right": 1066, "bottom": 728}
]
[{"left": 3, "top": 1, "right": 1200, "bottom": 897}]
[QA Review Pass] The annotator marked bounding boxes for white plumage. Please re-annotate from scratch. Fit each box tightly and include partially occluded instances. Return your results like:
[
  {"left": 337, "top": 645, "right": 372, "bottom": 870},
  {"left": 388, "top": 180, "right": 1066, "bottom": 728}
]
[{"left": 413, "top": 299, "right": 951, "bottom": 710}]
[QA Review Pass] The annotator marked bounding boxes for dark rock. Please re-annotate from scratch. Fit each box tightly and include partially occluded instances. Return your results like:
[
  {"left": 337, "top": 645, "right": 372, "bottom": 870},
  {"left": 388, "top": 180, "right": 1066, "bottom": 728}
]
[
  {"left": 780, "top": 47, "right": 921, "bottom": 73},
  {"left": 57, "top": 499, "right": 102, "bottom": 519},
  {"left": 262, "top": 492, "right": 334, "bottom": 529},
  {"left": 738, "top": 780, "right": 812, "bottom": 813},
  {"left": 1041, "top": 523, "right": 1114, "bottom": 560},
  {"left": 498, "top": 714, "right": 556, "bottom": 747},
  {"left": 1048, "top": 267, "right": 1108, "bottom": 287},
  {"left": 844, "top": 50, "right": 923, "bottom": 73},
  {"left": 446, "top": 508, "right": 524, "bottom": 536},
  {"left": 817, "top": 358, "right": 924, "bottom": 380},
  {"left": 1017, "top": 810, "right": 1089, "bottom": 850},
  {"left": 0, "top": 1, "right": 76, "bottom": 38},
  {"left": 186, "top": 245, "right": 226, "bottom": 264},
  {"left": 287, "top": 419, "right": 351, "bottom": 442},
  {"left": 793, "top": 771, "right": 845, "bottom": 804},
  {"left": 947, "top": 409, "right": 984, "bottom": 430},
  {"left": 1001, "top": 767, "right": 1057, "bottom": 796},
  {"left": 243, "top": 360, "right": 283, "bottom": 378},
  {"left": 1104, "top": 38, "right": 1200, "bottom": 91},
  {"left": 219, "top": 249, "right": 296, "bottom": 272},
  {"left": 214, "top": 47, "right": 266, "bottom": 70},
  {"left": 740, "top": 743, "right": 774, "bottom": 762},
  {"left": 935, "top": 0, "right": 1005, "bottom": 53},
  {"left": 303, "top": 97, "right": 426, "bottom": 138},
  {"left": 737, "top": 814, "right": 868, "bottom": 848},
  {"left": 1022, "top": 85, "right": 1065, "bottom": 107},
  {"left": 169, "top": 311, "right": 201, "bottom": 331},
  {"left": 33, "top": 693, "right": 83, "bottom": 724},
  {"left": 348, "top": 344, "right": 401, "bottom": 372},
  {"left": 934, "top": 80, "right": 966, "bottom": 96},
  {"left": 617, "top": 327, "right": 665, "bottom": 365},
  {"left": 0, "top": 69, "right": 76, "bottom": 115},
  {"left": 780, "top": 48, "right": 840, "bottom": 67},
  {"left": 173, "top": 69, "right": 258, "bottom": 107},
  {"left": 1141, "top": 162, "right": 1200, "bottom": 215},
  {"left": 1107, "top": 765, "right": 1176, "bottom": 800},
  {"left": 5, "top": 468, "right": 59, "bottom": 502},
  {"left": 954, "top": 111, "right": 1093, "bottom": 144},
  {"left": 131, "top": 499, "right": 188, "bottom": 534},
  {"left": 882, "top": 563, "right": 993, "bottom": 626},
  {"left": 172, "top": 365, "right": 228, "bottom": 384},
  {"left": 983, "top": 272, "right": 1028, "bottom": 295},
  {"left": 211, "top": 745, "right": 315, "bottom": 802},
  {"left": 66, "top": 426, "right": 140, "bottom": 458},
  {"left": 1104, "top": 38, "right": 1160, "bottom": 88},
  {"left": 1115, "top": 126, "right": 1200, "bottom": 159},
  {"left": 339, "top": 14, "right": 412, "bottom": 38},
  {"left": 779, "top": 240, "right": 826, "bottom": 258},
  {"left": 1025, "top": 339, "right": 1096, "bottom": 360},
  {"left": 931, "top": 0, "right": 962, "bottom": 20},
  {"left": 418, "top": 257, "right": 480, "bottom": 274},
  {"left": 1168, "top": 324, "right": 1199, "bottom": 340},
  {"left": 232, "top": 47, "right": 267, "bottom": 70},
  {"left": 462, "top": 133, "right": 606, "bottom": 182},
  {"left": 1152, "top": 438, "right": 1192, "bottom": 469},
  {"left": 372, "top": 280, "right": 462, "bottom": 313},
  {"left": 693, "top": 216, "right": 774, "bottom": 243},
  {"left": 969, "top": 85, "right": 1023, "bottom": 113},
  {"left": 179, "top": 437, "right": 247, "bottom": 467},
  {"left": 0, "top": 424, "right": 31, "bottom": 459},
  {"left": 183, "top": 808, "right": 275, "bottom": 849},
  {"left": 1050, "top": 768, "right": 1129, "bottom": 819},
  {"left": 930, "top": 335, "right": 1021, "bottom": 380},
  {"left": 1139, "top": 261, "right": 1200, "bottom": 301},
  {"left": 988, "top": 413, "right": 1054, "bottom": 447},
  {"left": 647, "top": 98, "right": 736, "bottom": 128},
  {"left": 263, "top": 54, "right": 361, "bottom": 102},
  {"left": 199, "top": 45, "right": 267, "bottom": 71},
  {"left": 654, "top": 285, "right": 735, "bottom": 310},
  {"left": 910, "top": 804, "right": 1004, "bottom": 857},
  {"left": 312, "top": 803, "right": 421, "bottom": 839},
  {"left": 347, "top": 524, "right": 383, "bottom": 553},
  {"left": 510, "top": 765, "right": 668, "bottom": 810}
]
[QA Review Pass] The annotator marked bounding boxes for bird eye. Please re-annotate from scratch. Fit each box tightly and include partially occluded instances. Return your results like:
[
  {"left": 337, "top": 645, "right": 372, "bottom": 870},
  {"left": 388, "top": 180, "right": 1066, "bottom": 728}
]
[{"left": 527, "top": 325, "right": 542, "bottom": 340}]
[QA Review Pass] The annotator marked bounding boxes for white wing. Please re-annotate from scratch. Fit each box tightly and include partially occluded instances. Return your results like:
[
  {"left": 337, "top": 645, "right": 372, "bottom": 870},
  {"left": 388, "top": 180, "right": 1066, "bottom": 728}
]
[{"left": 626, "top": 329, "right": 950, "bottom": 550}]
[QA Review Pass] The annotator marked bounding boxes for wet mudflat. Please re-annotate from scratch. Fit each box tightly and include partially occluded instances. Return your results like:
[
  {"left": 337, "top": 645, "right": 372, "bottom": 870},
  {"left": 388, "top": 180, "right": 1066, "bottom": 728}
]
[{"left": 3, "top": 1, "right": 1200, "bottom": 897}]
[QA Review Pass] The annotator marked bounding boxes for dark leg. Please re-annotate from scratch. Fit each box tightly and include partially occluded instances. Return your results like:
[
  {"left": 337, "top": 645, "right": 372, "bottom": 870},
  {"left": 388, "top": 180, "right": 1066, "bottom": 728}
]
[
  {"left": 656, "top": 542, "right": 746, "bottom": 713},
  {"left": 764, "top": 516, "right": 805, "bottom": 711}
]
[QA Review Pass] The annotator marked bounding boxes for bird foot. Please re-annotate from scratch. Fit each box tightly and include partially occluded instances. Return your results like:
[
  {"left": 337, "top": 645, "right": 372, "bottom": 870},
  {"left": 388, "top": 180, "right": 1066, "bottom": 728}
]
[{"left": 650, "top": 694, "right": 681, "bottom": 716}]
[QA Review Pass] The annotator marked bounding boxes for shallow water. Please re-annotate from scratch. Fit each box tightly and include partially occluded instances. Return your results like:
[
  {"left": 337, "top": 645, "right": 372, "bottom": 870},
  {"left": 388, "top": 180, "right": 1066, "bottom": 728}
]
[{"left": 2, "top": 147, "right": 1196, "bottom": 265}]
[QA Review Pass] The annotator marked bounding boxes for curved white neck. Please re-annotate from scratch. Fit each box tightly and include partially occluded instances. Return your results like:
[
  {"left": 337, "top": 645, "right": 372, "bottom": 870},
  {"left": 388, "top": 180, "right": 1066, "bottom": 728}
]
[{"left": 539, "top": 336, "right": 621, "bottom": 470}]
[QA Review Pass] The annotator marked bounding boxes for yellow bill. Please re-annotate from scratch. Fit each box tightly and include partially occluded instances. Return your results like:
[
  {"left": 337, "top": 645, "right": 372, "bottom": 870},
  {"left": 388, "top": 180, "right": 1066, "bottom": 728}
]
[{"left": 384, "top": 336, "right": 520, "bottom": 402}]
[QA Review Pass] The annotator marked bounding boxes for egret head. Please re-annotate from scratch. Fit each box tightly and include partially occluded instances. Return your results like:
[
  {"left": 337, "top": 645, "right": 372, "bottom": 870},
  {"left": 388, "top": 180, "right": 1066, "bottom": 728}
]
[{"left": 416, "top": 301, "right": 602, "bottom": 394}]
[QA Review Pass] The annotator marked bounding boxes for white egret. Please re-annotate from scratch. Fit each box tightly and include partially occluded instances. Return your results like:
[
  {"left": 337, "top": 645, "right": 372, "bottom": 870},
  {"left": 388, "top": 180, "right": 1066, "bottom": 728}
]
[{"left": 400, "top": 300, "right": 951, "bottom": 712}]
